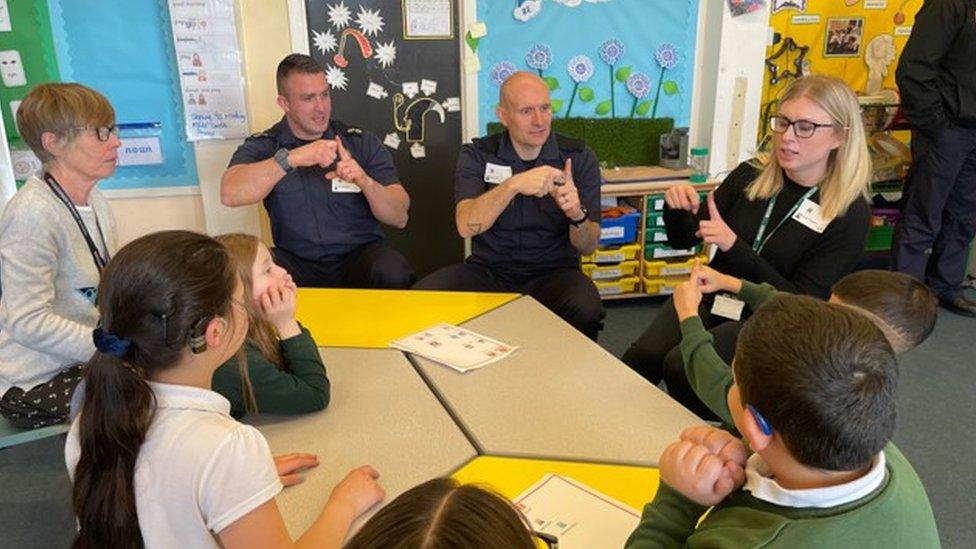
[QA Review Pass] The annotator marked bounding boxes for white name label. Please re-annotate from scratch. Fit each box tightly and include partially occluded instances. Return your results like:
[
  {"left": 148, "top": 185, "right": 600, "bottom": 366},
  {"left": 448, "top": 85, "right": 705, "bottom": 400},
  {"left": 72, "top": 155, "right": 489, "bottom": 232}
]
[
  {"left": 484, "top": 162, "right": 512, "bottom": 184},
  {"left": 332, "top": 178, "right": 362, "bottom": 193},
  {"left": 791, "top": 198, "right": 831, "bottom": 234}
]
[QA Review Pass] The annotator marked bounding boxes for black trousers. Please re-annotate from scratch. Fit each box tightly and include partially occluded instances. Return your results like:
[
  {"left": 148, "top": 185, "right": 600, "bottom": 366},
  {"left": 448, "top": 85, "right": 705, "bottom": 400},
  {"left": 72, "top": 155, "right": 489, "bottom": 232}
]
[
  {"left": 0, "top": 365, "right": 85, "bottom": 429},
  {"left": 892, "top": 126, "right": 976, "bottom": 301},
  {"left": 273, "top": 242, "right": 415, "bottom": 289},
  {"left": 621, "top": 297, "right": 740, "bottom": 419},
  {"left": 414, "top": 262, "right": 606, "bottom": 341}
]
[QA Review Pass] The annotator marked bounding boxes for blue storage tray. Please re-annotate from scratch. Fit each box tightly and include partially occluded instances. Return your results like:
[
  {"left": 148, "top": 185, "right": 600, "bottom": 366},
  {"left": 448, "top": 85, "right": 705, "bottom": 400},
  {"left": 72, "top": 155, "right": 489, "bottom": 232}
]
[{"left": 599, "top": 211, "right": 640, "bottom": 246}]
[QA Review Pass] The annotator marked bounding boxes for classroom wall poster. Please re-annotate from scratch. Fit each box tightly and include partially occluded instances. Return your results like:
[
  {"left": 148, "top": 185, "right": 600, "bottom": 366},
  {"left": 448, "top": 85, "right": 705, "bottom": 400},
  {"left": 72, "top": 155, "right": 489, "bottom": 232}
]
[
  {"left": 168, "top": 0, "right": 249, "bottom": 140},
  {"left": 476, "top": 0, "right": 699, "bottom": 133}
]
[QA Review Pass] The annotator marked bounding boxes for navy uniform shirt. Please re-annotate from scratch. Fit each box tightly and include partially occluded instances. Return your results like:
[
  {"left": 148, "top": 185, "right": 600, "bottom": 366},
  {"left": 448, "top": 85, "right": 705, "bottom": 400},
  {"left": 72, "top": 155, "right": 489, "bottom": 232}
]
[
  {"left": 456, "top": 131, "right": 601, "bottom": 275},
  {"left": 228, "top": 117, "right": 400, "bottom": 261}
]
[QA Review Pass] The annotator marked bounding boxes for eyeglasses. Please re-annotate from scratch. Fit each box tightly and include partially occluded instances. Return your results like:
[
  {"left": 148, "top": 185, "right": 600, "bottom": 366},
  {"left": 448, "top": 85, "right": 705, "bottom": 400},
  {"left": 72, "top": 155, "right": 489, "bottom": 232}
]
[
  {"left": 74, "top": 125, "right": 119, "bottom": 142},
  {"left": 768, "top": 115, "right": 837, "bottom": 139},
  {"left": 532, "top": 531, "right": 559, "bottom": 549}
]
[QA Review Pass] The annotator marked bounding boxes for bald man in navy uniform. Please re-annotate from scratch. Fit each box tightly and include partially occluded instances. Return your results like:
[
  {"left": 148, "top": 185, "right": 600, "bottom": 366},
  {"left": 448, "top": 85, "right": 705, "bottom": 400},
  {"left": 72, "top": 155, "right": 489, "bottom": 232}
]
[
  {"left": 416, "top": 72, "right": 605, "bottom": 340},
  {"left": 221, "top": 54, "right": 413, "bottom": 288}
]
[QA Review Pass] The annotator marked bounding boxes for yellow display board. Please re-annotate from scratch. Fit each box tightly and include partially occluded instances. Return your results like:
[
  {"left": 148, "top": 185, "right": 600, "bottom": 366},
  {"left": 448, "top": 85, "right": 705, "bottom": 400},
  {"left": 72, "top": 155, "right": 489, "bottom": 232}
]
[
  {"left": 762, "top": 0, "right": 923, "bottom": 131},
  {"left": 295, "top": 289, "right": 519, "bottom": 348},
  {"left": 452, "top": 455, "right": 660, "bottom": 512}
]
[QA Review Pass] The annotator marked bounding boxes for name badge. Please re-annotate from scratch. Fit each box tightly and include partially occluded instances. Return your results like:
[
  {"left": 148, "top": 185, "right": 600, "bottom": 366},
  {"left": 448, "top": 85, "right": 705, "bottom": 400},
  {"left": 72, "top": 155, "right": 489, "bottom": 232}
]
[
  {"left": 711, "top": 293, "right": 745, "bottom": 321},
  {"left": 792, "top": 198, "right": 830, "bottom": 233},
  {"left": 332, "top": 178, "right": 362, "bottom": 193},
  {"left": 484, "top": 162, "right": 513, "bottom": 185}
]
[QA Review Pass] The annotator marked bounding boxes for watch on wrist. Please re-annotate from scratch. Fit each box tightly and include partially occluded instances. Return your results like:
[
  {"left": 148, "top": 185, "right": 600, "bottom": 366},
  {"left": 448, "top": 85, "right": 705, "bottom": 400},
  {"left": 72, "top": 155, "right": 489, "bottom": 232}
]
[
  {"left": 568, "top": 207, "right": 589, "bottom": 227},
  {"left": 274, "top": 148, "right": 293, "bottom": 173}
]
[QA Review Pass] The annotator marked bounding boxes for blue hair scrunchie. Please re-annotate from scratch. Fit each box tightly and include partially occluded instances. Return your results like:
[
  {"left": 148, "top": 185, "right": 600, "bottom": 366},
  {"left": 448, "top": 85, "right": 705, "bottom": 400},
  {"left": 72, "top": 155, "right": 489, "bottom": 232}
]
[{"left": 93, "top": 327, "right": 132, "bottom": 358}]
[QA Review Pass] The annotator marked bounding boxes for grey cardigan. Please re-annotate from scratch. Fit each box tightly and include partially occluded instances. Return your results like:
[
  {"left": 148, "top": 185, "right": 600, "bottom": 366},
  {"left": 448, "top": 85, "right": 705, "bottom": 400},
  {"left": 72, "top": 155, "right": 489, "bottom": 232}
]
[{"left": 0, "top": 174, "right": 117, "bottom": 394}]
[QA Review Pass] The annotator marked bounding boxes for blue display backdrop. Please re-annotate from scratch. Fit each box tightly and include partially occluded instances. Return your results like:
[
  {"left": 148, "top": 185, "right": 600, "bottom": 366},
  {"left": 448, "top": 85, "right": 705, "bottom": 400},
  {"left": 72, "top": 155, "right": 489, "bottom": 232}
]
[
  {"left": 48, "top": 0, "right": 198, "bottom": 190},
  {"left": 476, "top": 0, "right": 699, "bottom": 134}
]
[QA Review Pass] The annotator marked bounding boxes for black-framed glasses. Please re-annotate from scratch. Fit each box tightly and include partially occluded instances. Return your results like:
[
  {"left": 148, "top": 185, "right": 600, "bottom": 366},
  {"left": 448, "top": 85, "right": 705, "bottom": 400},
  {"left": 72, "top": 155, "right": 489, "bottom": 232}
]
[
  {"left": 532, "top": 531, "right": 559, "bottom": 549},
  {"left": 768, "top": 115, "right": 836, "bottom": 138},
  {"left": 74, "top": 125, "right": 119, "bottom": 142}
]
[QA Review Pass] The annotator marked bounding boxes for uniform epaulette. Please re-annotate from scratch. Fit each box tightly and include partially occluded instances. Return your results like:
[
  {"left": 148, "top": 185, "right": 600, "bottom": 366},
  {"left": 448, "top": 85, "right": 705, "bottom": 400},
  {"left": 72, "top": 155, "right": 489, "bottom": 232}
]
[
  {"left": 472, "top": 131, "right": 505, "bottom": 154},
  {"left": 554, "top": 133, "right": 585, "bottom": 152},
  {"left": 248, "top": 130, "right": 271, "bottom": 140},
  {"left": 345, "top": 126, "right": 363, "bottom": 135}
]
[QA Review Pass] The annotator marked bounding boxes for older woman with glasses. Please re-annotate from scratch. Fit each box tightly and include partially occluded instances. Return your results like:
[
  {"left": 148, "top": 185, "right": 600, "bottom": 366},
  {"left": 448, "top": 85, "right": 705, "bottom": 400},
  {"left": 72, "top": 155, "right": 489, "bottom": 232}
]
[
  {"left": 622, "top": 75, "right": 872, "bottom": 418},
  {"left": 0, "top": 83, "right": 119, "bottom": 428}
]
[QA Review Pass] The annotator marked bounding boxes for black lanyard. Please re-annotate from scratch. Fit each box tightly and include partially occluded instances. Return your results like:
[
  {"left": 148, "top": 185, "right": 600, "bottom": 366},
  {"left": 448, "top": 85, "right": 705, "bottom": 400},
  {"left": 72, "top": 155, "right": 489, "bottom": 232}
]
[{"left": 43, "top": 173, "right": 109, "bottom": 273}]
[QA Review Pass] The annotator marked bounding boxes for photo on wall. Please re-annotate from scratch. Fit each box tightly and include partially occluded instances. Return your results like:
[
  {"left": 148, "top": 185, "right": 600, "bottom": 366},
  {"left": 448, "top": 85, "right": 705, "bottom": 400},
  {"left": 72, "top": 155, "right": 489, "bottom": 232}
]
[{"left": 823, "top": 17, "right": 864, "bottom": 58}]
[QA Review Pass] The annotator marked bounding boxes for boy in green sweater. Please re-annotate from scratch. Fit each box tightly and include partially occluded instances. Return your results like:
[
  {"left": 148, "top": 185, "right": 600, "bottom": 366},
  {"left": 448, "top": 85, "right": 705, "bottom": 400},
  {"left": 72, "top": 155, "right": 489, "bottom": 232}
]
[
  {"left": 676, "top": 267, "right": 937, "bottom": 426},
  {"left": 626, "top": 294, "right": 940, "bottom": 547}
]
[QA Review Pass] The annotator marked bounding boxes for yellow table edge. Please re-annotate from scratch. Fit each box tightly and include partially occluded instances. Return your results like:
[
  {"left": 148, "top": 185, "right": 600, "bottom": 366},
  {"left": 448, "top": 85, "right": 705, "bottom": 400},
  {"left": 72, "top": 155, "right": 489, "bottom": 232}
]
[
  {"left": 451, "top": 455, "right": 660, "bottom": 512},
  {"left": 296, "top": 289, "right": 521, "bottom": 348}
]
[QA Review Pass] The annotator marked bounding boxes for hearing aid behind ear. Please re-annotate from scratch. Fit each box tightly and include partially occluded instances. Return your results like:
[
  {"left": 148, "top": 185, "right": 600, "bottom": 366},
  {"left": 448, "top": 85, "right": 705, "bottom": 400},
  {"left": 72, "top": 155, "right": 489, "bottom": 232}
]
[
  {"left": 188, "top": 316, "right": 211, "bottom": 354},
  {"left": 747, "top": 404, "right": 774, "bottom": 436}
]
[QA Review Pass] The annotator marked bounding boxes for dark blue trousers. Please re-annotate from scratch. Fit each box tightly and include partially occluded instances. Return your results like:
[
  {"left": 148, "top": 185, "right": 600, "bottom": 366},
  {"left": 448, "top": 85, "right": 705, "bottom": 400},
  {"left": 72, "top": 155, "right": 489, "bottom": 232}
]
[
  {"left": 892, "top": 126, "right": 976, "bottom": 300},
  {"left": 273, "top": 241, "right": 415, "bottom": 289}
]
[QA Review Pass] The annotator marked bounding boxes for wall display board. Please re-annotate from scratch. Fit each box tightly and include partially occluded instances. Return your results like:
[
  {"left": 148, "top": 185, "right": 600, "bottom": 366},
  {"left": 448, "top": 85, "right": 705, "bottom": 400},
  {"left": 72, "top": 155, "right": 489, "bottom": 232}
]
[
  {"left": 760, "top": 0, "right": 923, "bottom": 141},
  {"left": 43, "top": 0, "right": 199, "bottom": 191},
  {"left": 473, "top": 0, "right": 699, "bottom": 136},
  {"left": 304, "top": 0, "right": 463, "bottom": 277}
]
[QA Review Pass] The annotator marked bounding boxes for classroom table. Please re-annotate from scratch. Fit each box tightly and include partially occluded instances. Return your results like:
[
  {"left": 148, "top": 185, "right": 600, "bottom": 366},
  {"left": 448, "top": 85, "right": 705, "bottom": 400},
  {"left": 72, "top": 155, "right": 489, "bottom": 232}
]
[
  {"left": 251, "top": 347, "right": 477, "bottom": 538},
  {"left": 452, "top": 455, "right": 660, "bottom": 512},
  {"left": 295, "top": 288, "right": 518, "bottom": 348},
  {"left": 411, "top": 296, "right": 703, "bottom": 466}
]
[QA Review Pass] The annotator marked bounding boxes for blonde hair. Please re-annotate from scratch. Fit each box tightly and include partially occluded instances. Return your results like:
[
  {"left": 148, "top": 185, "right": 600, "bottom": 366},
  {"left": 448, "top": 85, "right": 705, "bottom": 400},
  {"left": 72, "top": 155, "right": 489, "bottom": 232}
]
[
  {"left": 16, "top": 82, "right": 115, "bottom": 164},
  {"left": 216, "top": 233, "right": 284, "bottom": 414},
  {"left": 748, "top": 75, "right": 871, "bottom": 220}
]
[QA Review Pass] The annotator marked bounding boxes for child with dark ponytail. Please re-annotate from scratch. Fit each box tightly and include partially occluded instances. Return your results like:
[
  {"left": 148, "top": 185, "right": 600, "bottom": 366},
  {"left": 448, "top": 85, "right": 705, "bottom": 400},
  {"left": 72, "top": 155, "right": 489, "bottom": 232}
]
[{"left": 66, "top": 230, "right": 384, "bottom": 549}]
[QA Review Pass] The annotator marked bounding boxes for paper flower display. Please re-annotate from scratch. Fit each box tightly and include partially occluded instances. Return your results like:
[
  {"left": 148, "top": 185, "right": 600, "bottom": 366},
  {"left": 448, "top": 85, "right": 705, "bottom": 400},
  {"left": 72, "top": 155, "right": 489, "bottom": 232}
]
[
  {"left": 489, "top": 61, "right": 518, "bottom": 86},
  {"left": 651, "top": 44, "right": 680, "bottom": 118},
  {"left": 599, "top": 38, "right": 625, "bottom": 65},
  {"left": 566, "top": 55, "right": 594, "bottom": 83},
  {"left": 654, "top": 43, "right": 679, "bottom": 70},
  {"left": 525, "top": 44, "right": 553, "bottom": 72},
  {"left": 626, "top": 72, "right": 650, "bottom": 98}
]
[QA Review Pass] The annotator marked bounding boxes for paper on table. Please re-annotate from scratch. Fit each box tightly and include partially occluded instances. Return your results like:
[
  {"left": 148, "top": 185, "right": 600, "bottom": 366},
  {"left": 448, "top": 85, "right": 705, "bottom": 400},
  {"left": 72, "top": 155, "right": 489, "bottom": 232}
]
[
  {"left": 514, "top": 474, "right": 641, "bottom": 549},
  {"left": 390, "top": 323, "right": 517, "bottom": 373}
]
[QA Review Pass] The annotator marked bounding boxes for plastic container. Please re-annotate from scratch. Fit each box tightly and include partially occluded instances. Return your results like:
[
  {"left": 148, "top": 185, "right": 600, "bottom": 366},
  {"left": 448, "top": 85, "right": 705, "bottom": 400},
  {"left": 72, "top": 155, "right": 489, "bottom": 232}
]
[
  {"left": 644, "top": 227, "right": 669, "bottom": 244},
  {"left": 594, "top": 276, "right": 640, "bottom": 296},
  {"left": 599, "top": 211, "right": 640, "bottom": 246},
  {"left": 689, "top": 147, "right": 709, "bottom": 183},
  {"left": 581, "top": 243, "right": 641, "bottom": 264},
  {"left": 643, "top": 255, "right": 708, "bottom": 278},
  {"left": 645, "top": 243, "right": 700, "bottom": 260},
  {"left": 582, "top": 260, "right": 639, "bottom": 281},
  {"left": 643, "top": 275, "right": 688, "bottom": 296}
]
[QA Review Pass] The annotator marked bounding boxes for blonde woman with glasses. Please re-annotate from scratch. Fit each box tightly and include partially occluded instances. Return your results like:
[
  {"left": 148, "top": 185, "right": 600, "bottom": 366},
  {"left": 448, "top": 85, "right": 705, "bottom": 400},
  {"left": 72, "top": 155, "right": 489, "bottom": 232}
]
[
  {"left": 623, "top": 75, "right": 872, "bottom": 418},
  {"left": 0, "top": 83, "right": 119, "bottom": 428}
]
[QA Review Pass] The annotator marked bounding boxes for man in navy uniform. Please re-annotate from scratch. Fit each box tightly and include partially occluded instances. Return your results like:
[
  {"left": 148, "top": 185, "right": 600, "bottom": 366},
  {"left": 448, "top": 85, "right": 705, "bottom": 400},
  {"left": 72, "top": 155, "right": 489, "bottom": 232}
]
[
  {"left": 221, "top": 53, "right": 413, "bottom": 288},
  {"left": 416, "top": 71, "right": 605, "bottom": 340},
  {"left": 893, "top": 0, "right": 976, "bottom": 316}
]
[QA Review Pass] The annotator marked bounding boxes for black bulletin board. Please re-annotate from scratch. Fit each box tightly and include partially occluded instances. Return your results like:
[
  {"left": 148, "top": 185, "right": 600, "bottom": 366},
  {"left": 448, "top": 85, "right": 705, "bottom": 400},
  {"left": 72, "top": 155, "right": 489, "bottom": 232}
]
[{"left": 305, "top": 0, "right": 463, "bottom": 278}]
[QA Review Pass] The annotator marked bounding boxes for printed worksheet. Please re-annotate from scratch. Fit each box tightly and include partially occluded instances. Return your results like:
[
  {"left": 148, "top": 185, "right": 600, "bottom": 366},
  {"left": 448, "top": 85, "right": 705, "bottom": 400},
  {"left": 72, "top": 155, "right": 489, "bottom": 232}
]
[
  {"left": 390, "top": 323, "right": 517, "bottom": 373},
  {"left": 514, "top": 474, "right": 641, "bottom": 548}
]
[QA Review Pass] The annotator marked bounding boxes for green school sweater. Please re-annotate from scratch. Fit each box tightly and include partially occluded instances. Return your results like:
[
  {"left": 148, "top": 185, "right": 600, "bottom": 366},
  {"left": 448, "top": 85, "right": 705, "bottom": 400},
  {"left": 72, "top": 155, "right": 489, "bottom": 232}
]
[
  {"left": 212, "top": 327, "right": 330, "bottom": 419},
  {"left": 680, "top": 281, "right": 778, "bottom": 427},
  {"left": 626, "top": 444, "right": 940, "bottom": 548}
]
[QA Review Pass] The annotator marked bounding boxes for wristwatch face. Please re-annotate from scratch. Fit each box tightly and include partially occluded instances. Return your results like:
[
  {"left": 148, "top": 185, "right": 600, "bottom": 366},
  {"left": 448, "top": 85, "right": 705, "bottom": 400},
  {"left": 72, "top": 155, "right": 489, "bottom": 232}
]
[
  {"left": 571, "top": 207, "right": 588, "bottom": 226},
  {"left": 274, "top": 148, "right": 291, "bottom": 172}
]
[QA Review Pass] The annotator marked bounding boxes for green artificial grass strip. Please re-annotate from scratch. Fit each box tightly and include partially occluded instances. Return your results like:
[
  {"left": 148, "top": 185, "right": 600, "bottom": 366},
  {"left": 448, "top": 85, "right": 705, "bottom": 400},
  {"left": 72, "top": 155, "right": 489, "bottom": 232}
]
[{"left": 486, "top": 118, "right": 674, "bottom": 167}]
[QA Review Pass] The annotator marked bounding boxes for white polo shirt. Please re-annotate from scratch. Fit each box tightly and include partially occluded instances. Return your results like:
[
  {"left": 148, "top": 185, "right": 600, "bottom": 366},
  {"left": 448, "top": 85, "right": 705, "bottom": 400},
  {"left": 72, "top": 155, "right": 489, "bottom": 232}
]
[{"left": 65, "top": 382, "right": 283, "bottom": 548}]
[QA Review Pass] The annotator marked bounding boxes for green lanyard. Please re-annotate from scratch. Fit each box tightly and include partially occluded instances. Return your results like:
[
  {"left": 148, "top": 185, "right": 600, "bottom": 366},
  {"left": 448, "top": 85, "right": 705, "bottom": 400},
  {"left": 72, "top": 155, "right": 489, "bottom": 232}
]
[{"left": 752, "top": 186, "right": 818, "bottom": 253}]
